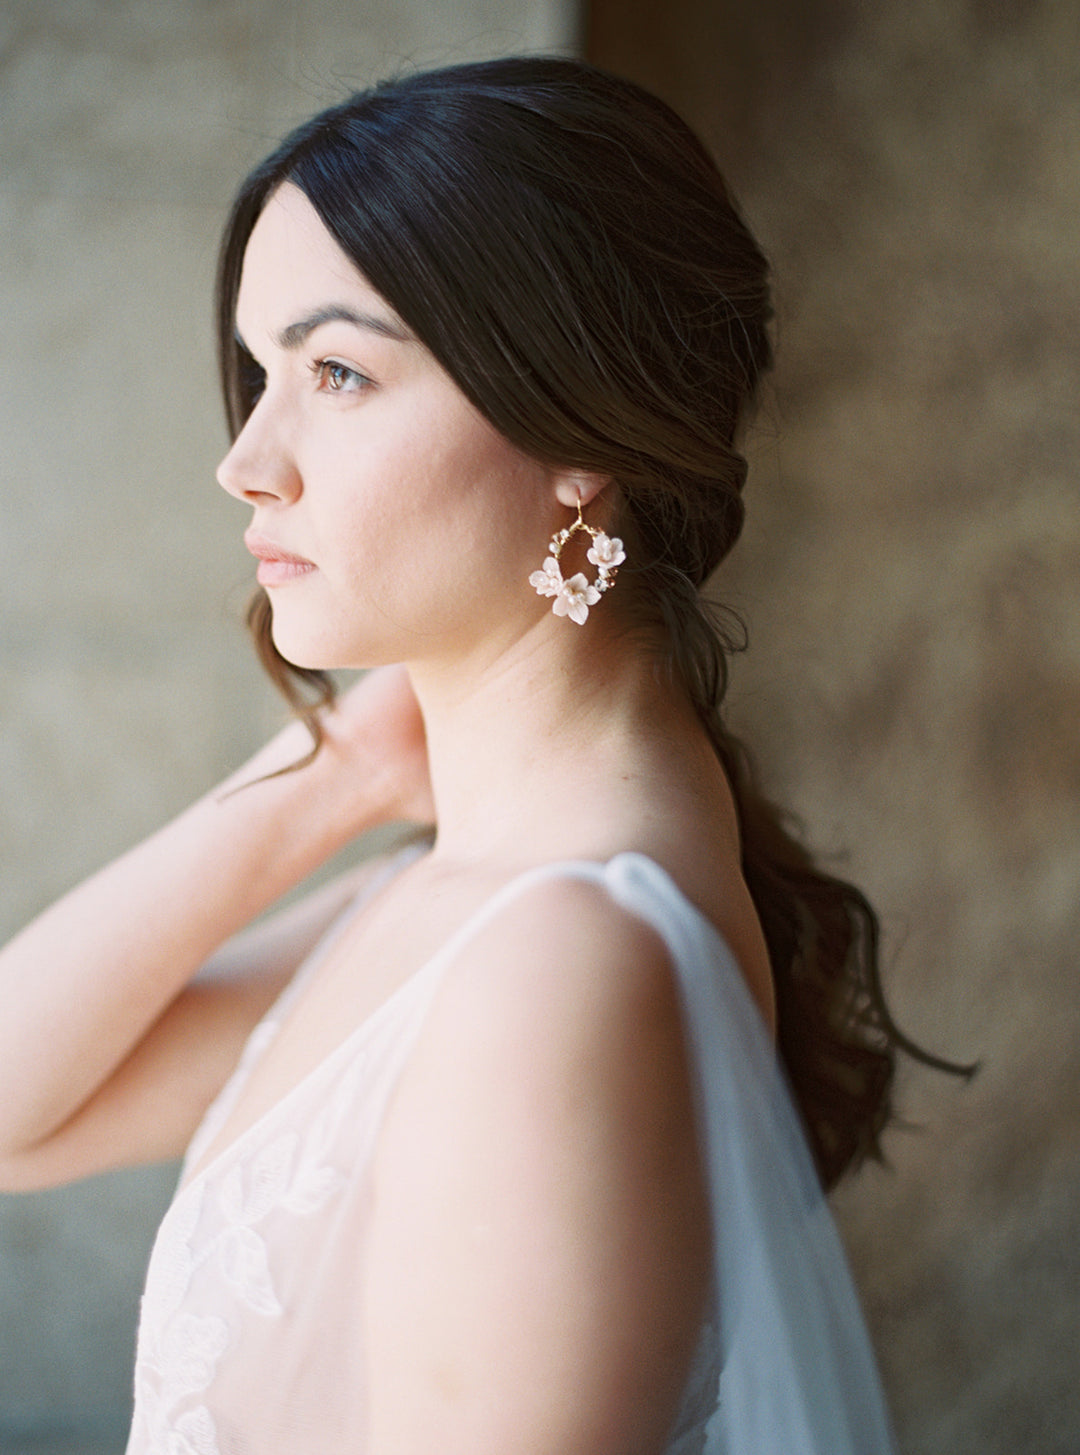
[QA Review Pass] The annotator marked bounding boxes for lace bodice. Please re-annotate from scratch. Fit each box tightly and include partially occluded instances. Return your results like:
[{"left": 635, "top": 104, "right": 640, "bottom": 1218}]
[{"left": 127, "top": 852, "right": 895, "bottom": 1454}]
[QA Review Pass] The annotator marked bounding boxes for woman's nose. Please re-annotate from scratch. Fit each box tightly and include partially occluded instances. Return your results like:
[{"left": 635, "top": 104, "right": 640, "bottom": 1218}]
[{"left": 216, "top": 404, "right": 301, "bottom": 504}]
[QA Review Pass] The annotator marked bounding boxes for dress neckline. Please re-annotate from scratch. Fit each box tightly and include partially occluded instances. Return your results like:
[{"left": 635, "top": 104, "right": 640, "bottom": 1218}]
[{"left": 178, "top": 849, "right": 735, "bottom": 1198}]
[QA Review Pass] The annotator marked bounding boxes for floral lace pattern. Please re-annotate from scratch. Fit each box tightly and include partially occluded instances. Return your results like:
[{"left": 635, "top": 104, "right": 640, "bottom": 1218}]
[
  {"left": 129, "top": 1184, "right": 226, "bottom": 1454},
  {"left": 127, "top": 903, "right": 449, "bottom": 1455},
  {"left": 130, "top": 1087, "right": 355, "bottom": 1451}
]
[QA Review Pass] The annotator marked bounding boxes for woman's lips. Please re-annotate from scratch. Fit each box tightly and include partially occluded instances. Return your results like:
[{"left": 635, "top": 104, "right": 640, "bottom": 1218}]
[
  {"left": 244, "top": 532, "right": 316, "bottom": 587},
  {"left": 256, "top": 557, "right": 316, "bottom": 586}
]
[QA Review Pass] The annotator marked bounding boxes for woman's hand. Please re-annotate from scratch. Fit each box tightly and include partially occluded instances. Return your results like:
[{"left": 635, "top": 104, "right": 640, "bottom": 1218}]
[{"left": 321, "top": 665, "right": 435, "bottom": 829}]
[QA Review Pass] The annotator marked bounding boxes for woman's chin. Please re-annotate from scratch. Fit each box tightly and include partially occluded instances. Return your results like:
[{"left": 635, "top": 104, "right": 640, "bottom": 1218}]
[
  {"left": 269, "top": 622, "right": 382, "bottom": 676},
  {"left": 269, "top": 622, "right": 341, "bottom": 673}
]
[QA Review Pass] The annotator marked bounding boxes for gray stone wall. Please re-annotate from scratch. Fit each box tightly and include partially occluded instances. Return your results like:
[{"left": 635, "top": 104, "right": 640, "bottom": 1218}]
[{"left": 0, "top": 3, "right": 574, "bottom": 1450}]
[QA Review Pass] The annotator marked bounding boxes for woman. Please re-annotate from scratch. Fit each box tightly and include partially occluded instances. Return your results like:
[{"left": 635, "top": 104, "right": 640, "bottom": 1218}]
[{"left": 0, "top": 55, "right": 947, "bottom": 1454}]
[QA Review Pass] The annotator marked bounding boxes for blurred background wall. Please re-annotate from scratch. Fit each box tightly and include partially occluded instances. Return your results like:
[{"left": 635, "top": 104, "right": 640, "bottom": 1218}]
[
  {"left": 587, "top": 2, "right": 1079, "bottom": 1452},
  {"left": 0, "top": 3, "right": 576, "bottom": 1451},
  {"left": 1, "top": 1, "right": 1076, "bottom": 1452}
]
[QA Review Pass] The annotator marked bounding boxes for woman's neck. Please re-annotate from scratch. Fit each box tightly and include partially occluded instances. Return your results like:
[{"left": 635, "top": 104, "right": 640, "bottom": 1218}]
[{"left": 406, "top": 619, "right": 712, "bottom": 869}]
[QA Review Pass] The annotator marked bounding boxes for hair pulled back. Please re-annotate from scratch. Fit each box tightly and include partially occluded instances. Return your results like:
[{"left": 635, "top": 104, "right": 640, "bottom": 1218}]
[{"left": 216, "top": 55, "right": 960, "bottom": 1189}]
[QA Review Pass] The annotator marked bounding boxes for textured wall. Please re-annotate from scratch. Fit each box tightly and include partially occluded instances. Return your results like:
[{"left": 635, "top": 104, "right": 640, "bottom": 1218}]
[
  {"left": 590, "top": 2, "right": 1080, "bottom": 1452},
  {"left": 0, "top": 3, "right": 575, "bottom": 1450}
]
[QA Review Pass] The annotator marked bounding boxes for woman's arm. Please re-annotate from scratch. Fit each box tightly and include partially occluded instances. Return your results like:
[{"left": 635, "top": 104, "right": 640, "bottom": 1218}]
[
  {"left": 363, "top": 876, "right": 711, "bottom": 1455},
  {"left": 0, "top": 665, "right": 432, "bottom": 1191}
]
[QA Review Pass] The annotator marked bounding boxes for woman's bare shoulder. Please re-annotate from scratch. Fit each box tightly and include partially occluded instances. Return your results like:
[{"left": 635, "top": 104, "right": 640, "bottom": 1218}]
[
  {"left": 432, "top": 868, "right": 680, "bottom": 1048},
  {"left": 364, "top": 867, "right": 711, "bottom": 1454}
]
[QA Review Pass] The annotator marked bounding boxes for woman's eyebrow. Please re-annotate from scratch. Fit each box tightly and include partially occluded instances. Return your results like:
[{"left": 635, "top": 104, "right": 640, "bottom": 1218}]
[{"left": 275, "top": 304, "right": 414, "bottom": 349}]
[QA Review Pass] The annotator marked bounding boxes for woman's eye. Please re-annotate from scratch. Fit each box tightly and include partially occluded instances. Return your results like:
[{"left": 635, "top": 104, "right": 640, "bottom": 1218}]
[{"left": 312, "top": 359, "right": 369, "bottom": 394}]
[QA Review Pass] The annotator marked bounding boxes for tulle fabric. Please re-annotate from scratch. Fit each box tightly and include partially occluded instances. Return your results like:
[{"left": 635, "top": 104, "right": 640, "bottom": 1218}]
[
  {"left": 594, "top": 854, "right": 896, "bottom": 1454},
  {"left": 126, "top": 850, "right": 895, "bottom": 1454}
]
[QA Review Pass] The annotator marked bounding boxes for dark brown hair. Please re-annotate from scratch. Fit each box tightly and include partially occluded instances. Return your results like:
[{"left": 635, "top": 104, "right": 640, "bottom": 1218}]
[{"left": 216, "top": 55, "right": 967, "bottom": 1189}]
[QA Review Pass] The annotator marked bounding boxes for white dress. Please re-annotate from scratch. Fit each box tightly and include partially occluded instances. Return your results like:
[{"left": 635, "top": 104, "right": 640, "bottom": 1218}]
[{"left": 126, "top": 850, "right": 897, "bottom": 1454}]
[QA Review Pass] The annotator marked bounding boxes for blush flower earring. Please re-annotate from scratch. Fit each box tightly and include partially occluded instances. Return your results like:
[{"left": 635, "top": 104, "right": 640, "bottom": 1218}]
[{"left": 529, "top": 500, "right": 626, "bottom": 625}]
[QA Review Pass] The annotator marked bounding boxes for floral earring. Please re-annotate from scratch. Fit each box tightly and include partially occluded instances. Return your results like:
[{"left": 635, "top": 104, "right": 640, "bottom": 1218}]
[{"left": 529, "top": 500, "right": 626, "bottom": 625}]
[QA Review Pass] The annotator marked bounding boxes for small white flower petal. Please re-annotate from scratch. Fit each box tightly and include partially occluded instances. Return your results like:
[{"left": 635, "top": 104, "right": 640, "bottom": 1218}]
[
  {"left": 529, "top": 557, "right": 563, "bottom": 597},
  {"left": 587, "top": 534, "right": 626, "bottom": 569},
  {"left": 551, "top": 573, "right": 602, "bottom": 625}
]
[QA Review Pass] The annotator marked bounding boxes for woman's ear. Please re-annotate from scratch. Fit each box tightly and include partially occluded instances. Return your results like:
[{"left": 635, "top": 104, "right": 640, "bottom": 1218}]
[{"left": 552, "top": 470, "right": 611, "bottom": 511}]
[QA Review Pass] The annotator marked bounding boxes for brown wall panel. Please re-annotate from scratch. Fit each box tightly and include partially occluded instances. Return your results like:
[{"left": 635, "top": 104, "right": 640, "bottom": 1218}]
[{"left": 587, "top": 5, "right": 1080, "bottom": 1454}]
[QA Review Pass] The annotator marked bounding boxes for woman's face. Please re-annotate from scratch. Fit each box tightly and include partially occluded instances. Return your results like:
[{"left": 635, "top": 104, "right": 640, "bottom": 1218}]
[{"left": 218, "top": 183, "right": 558, "bottom": 671}]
